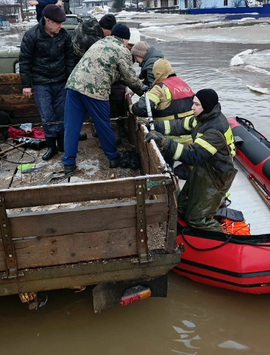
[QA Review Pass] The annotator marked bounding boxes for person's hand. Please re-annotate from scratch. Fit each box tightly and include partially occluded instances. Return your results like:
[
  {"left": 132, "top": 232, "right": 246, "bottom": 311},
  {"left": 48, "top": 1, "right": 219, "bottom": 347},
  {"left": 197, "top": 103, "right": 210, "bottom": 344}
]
[
  {"left": 29, "top": 1, "right": 39, "bottom": 5},
  {"left": 137, "top": 117, "right": 150, "bottom": 126},
  {"left": 22, "top": 88, "right": 32, "bottom": 98},
  {"left": 125, "top": 92, "right": 132, "bottom": 106},
  {"left": 144, "top": 131, "right": 166, "bottom": 148},
  {"left": 125, "top": 89, "right": 134, "bottom": 97}
]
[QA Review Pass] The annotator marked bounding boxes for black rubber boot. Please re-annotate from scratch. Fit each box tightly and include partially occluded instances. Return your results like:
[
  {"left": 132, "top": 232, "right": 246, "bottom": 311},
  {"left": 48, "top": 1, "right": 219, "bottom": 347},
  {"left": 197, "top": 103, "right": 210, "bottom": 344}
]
[
  {"left": 64, "top": 164, "right": 76, "bottom": 174},
  {"left": 56, "top": 133, "right": 64, "bottom": 152},
  {"left": 109, "top": 156, "right": 120, "bottom": 168},
  {"left": 42, "top": 137, "right": 58, "bottom": 161}
]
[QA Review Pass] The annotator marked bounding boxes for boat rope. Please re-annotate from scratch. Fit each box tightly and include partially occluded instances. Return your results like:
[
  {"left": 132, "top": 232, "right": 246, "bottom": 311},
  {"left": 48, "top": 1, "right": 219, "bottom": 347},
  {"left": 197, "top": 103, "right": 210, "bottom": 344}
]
[
  {"left": 236, "top": 116, "right": 270, "bottom": 146},
  {"left": 181, "top": 228, "right": 270, "bottom": 250},
  {"left": 181, "top": 228, "right": 233, "bottom": 251}
]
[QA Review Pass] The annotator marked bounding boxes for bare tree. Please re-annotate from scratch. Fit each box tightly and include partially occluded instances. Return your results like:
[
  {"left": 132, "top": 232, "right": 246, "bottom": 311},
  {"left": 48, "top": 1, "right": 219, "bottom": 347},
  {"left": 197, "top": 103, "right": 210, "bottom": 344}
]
[{"left": 0, "top": 0, "right": 22, "bottom": 21}]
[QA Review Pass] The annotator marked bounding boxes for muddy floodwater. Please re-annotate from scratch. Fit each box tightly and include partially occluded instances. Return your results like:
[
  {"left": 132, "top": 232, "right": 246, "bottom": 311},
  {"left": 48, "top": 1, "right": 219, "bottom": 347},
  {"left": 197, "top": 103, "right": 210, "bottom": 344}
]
[{"left": 1, "top": 24, "right": 270, "bottom": 355}]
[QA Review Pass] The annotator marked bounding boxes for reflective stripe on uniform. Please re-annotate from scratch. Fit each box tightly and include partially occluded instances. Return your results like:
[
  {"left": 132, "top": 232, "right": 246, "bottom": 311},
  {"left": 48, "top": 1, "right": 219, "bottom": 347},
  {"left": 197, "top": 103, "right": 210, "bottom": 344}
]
[
  {"left": 164, "top": 120, "right": 171, "bottom": 135},
  {"left": 192, "top": 118, "right": 197, "bottom": 128},
  {"left": 173, "top": 143, "right": 184, "bottom": 160},
  {"left": 165, "top": 86, "right": 172, "bottom": 100},
  {"left": 172, "top": 135, "right": 193, "bottom": 144},
  {"left": 195, "top": 137, "right": 217, "bottom": 155},
  {"left": 148, "top": 92, "right": 160, "bottom": 109},
  {"left": 224, "top": 127, "right": 236, "bottom": 157},
  {"left": 154, "top": 111, "right": 194, "bottom": 121},
  {"left": 183, "top": 115, "right": 193, "bottom": 131}
]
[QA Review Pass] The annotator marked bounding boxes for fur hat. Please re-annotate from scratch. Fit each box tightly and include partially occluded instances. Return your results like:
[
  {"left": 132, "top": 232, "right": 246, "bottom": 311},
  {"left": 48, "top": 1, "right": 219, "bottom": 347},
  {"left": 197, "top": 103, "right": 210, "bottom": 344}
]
[
  {"left": 153, "top": 58, "right": 175, "bottom": 86},
  {"left": 195, "top": 89, "right": 219, "bottom": 113},
  {"left": 99, "top": 14, "right": 116, "bottom": 30},
  {"left": 131, "top": 41, "right": 150, "bottom": 58},
  {"left": 111, "top": 24, "right": 130, "bottom": 40},
  {"left": 42, "top": 4, "right": 66, "bottom": 22},
  {"left": 128, "top": 29, "right": 141, "bottom": 46}
]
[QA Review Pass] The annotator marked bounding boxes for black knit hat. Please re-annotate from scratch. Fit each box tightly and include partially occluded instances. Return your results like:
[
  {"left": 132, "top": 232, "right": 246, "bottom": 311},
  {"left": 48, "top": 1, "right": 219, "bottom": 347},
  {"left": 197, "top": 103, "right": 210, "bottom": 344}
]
[
  {"left": 99, "top": 14, "right": 116, "bottom": 30},
  {"left": 195, "top": 89, "right": 219, "bottom": 113},
  {"left": 43, "top": 4, "right": 66, "bottom": 22},
  {"left": 111, "top": 24, "right": 130, "bottom": 40}
]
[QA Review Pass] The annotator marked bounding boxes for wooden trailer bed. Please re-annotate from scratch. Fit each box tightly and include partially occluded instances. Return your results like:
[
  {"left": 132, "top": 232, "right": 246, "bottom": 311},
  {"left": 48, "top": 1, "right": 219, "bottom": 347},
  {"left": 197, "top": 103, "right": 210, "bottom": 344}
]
[{"left": 0, "top": 74, "right": 180, "bottom": 311}]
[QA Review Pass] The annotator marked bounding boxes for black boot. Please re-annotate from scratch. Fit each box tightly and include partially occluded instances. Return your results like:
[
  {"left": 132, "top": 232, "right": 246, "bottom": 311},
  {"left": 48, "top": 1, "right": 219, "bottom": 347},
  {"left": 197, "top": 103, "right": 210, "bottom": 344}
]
[
  {"left": 42, "top": 137, "right": 58, "bottom": 161},
  {"left": 56, "top": 133, "right": 64, "bottom": 152}
]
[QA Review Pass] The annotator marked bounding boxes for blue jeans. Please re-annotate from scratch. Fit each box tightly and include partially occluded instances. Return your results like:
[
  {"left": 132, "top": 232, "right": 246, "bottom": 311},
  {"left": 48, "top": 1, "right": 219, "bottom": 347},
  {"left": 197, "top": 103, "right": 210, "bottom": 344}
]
[
  {"left": 62, "top": 89, "right": 118, "bottom": 166},
  {"left": 33, "top": 82, "right": 66, "bottom": 138}
]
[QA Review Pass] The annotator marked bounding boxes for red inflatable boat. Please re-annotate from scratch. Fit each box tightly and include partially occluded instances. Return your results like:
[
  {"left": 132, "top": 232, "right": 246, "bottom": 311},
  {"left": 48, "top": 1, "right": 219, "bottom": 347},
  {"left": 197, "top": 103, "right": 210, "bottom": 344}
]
[
  {"left": 227, "top": 116, "right": 270, "bottom": 198},
  {"left": 173, "top": 219, "right": 270, "bottom": 294}
]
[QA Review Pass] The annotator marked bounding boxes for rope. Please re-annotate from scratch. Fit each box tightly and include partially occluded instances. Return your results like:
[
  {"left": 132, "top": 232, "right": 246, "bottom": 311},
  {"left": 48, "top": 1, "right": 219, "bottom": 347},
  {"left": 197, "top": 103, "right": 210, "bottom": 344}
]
[
  {"left": 236, "top": 116, "right": 270, "bottom": 144},
  {"left": 0, "top": 142, "right": 36, "bottom": 164},
  {"left": 181, "top": 227, "right": 233, "bottom": 251}
]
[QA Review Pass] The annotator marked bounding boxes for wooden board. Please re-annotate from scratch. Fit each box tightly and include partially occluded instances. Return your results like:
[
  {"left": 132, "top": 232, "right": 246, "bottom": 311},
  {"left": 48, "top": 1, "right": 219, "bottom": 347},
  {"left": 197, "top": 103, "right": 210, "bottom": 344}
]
[
  {"left": 0, "top": 200, "right": 168, "bottom": 270},
  {"left": 0, "top": 73, "right": 40, "bottom": 123}
]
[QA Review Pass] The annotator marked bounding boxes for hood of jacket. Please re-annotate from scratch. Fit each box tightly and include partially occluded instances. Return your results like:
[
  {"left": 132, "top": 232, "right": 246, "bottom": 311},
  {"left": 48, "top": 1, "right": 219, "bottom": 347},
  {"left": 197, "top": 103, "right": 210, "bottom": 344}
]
[
  {"left": 152, "top": 58, "right": 175, "bottom": 86},
  {"left": 140, "top": 46, "right": 164, "bottom": 67}
]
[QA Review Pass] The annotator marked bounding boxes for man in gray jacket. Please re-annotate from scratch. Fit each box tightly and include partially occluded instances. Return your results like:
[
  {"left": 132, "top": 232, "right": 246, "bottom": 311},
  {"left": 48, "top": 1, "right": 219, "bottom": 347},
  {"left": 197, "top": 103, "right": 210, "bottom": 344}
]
[
  {"left": 131, "top": 41, "right": 164, "bottom": 88},
  {"left": 62, "top": 24, "right": 145, "bottom": 173}
]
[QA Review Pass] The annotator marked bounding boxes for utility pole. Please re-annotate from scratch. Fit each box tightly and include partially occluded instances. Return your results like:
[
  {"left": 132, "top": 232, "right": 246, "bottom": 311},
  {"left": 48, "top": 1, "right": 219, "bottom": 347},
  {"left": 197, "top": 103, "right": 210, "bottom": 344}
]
[{"left": 18, "top": 0, "right": 26, "bottom": 21}]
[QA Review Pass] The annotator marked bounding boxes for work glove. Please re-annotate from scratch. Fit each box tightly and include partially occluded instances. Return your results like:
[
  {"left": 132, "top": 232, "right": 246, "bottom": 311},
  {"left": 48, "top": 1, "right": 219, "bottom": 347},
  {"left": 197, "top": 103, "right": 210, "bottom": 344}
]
[
  {"left": 144, "top": 131, "right": 166, "bottom": 148},
  {"left": 141, "top": 85, "right": 149, "bottom": 92}
]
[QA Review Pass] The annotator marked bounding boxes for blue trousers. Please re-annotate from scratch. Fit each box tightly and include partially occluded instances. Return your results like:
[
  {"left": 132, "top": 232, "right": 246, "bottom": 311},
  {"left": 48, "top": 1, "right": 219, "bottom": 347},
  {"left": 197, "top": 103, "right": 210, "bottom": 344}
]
[
  {"left": 62, "top": 89, "right": 118, "bottom": 166},
  {"left": 33, "top": 82, "right": 66, "bottom": 138}
]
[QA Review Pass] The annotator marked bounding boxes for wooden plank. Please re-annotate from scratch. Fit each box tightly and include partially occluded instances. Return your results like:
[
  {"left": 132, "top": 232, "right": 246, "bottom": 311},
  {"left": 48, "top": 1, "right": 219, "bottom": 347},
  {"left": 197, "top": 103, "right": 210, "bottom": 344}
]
[
  {"left": 137, "top": 124, "right": 167, "bottom": 174},
  {"left": 0, "top": 94, "right": 35, "bottom": 106},
  {"left": 7, "top": 199, "right": 168, "bottom": 238},
  {"left": 0, "top": 253, "right": 180, "bottom": 296},
  {"left": 0, "top": 74, "right": 21, "bottom": 85},
  {"left": 1, "top": 175, "right": 171, "bottom": 208},
  {"left": 0, "top": 227, "right": 138, "bottom": 270},
  {"left": 9, "top": 104, "right": 40, "bottom": 117},
  {"left": 0, "top": 85, "right": 22, "bottom": 95}
]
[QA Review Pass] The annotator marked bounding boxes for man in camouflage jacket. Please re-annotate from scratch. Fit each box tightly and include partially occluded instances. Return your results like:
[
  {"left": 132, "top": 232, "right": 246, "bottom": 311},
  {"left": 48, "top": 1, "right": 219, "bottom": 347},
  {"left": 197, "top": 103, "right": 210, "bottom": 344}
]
[{"left": 62, "top": 24, "right": 145, "bottom": 172}]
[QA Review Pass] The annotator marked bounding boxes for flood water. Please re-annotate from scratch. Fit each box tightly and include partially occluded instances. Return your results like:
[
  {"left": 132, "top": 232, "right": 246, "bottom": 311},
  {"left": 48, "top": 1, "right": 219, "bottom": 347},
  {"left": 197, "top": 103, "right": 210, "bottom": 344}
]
[{"left": 1, "top": 28, "right": 270, "bottom": 355}]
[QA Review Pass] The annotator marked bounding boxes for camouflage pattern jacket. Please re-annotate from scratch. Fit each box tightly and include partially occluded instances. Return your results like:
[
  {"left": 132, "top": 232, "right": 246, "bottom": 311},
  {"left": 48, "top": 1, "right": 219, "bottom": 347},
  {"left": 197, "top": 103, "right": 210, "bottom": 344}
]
[
  {"left": 72, "top": 17, "right": 103, "bottom": 59},
  {"left": 66, "top": 36, "right": 144, "bottom": 101}
]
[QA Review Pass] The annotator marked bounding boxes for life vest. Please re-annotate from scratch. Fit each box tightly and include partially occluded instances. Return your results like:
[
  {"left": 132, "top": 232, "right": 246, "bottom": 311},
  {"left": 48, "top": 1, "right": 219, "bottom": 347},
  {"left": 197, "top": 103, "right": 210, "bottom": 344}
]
[{"left": 153, "top": 76, "right": 194, "bottom": 121}]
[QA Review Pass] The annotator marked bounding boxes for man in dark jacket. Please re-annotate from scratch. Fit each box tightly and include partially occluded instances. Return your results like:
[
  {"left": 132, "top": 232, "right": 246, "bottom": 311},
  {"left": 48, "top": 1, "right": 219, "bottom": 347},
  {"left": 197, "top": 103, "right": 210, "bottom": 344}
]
[
  {"left": 145, "top": 89, "right": 237, "bottom": 232},
  {"left": 19, "top": 4, "right": 75, "bottom": 161},
  {"left": 131, "top": 41, "right": 164, "bottom": 88}
]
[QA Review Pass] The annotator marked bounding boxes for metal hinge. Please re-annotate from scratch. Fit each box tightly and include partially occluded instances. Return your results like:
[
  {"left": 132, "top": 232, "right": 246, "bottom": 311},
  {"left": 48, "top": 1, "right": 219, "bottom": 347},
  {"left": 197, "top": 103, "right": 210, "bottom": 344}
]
[
  {"left": 133, "top": 179, "right": 152, "bottom": 264},
  {"left": 0, "top": 194, "right": 23, "bottom": 279},
  {"left": 146, "top": 178, "right": 171, "bottom": 191}
]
